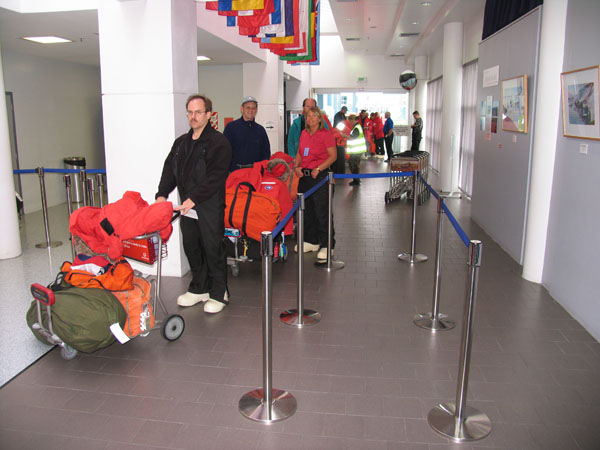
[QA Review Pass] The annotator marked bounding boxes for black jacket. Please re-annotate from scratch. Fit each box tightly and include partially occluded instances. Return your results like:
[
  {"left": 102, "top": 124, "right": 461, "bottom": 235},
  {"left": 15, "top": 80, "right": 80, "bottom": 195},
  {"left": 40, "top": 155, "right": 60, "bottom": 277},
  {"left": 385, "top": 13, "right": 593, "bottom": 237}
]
[{"left": 156, "top": 126, "right": 232, "bottom": 208}]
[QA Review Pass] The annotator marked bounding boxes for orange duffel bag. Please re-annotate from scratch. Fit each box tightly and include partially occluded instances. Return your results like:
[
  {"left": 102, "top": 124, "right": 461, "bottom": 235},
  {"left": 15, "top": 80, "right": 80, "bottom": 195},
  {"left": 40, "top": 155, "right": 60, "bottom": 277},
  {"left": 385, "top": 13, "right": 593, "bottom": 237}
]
[
  {"left": 225, "top": 181, "right": 281, "bottom": 241},
  {"left": 111, "top": 276, "right": 155, "bottom": 339}
]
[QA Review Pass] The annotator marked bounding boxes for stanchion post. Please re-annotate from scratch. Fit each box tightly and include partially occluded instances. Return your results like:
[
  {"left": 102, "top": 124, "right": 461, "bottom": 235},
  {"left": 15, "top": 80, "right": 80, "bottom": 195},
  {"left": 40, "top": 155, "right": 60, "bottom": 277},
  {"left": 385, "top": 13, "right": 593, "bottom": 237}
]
[
  {"left": 239, "top": 231, "right": 297, "bottom": 423},
  {"left": 414, "top": 195, "right": 455, "bottom": 331},
  {"left": 96, "top": 173, "right": 105, "bottom": 207},
  {"left": 316, "top": 172, "right": 344, "bottom": 270},
  {"left": 398, "top": 171, "right": 427, "bottom": 263},
  {"left": 35, "top": 167, "right": 62, "bottom": 249},
  {"left": 86, "top": 178, "right": 95, "bottom": 207},
  {"left": 79, "top": 169, "right": 88, "bottom": 205},
  {"left": 427, "top": 240, "right": 491, "bottom": 441},
  {"left": 280, "top": 193, "right": 321, "bottom": 327},
  {"left": 63, "top": 175, "right": 75, "bottom": 260}
]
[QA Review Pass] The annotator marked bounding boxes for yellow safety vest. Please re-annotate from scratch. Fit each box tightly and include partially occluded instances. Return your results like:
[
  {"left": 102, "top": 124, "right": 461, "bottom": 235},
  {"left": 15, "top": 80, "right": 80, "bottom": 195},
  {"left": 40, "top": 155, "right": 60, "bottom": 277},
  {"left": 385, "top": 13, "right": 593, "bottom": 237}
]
[{"left": 346, "top": 124, "right": 367, "bottom": 154}]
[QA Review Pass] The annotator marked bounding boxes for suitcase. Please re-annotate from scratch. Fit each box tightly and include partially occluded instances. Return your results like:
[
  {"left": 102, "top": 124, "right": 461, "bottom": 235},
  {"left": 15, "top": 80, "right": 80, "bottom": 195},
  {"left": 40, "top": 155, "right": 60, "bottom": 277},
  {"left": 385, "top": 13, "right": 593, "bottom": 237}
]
[{"left": 225, "top": 182, "right": 281, "bottom": 241}]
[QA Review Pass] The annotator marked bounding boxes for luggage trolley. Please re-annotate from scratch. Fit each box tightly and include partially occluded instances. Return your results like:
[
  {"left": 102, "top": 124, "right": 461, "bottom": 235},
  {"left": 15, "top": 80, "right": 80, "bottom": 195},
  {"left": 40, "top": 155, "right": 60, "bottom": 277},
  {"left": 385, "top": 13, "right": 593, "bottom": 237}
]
[
  {"left": 30, "top": 214, "right": 185, "bottom": 360},
  {"left": 384, "top": 151, "right": 430, "bottom": 205}
]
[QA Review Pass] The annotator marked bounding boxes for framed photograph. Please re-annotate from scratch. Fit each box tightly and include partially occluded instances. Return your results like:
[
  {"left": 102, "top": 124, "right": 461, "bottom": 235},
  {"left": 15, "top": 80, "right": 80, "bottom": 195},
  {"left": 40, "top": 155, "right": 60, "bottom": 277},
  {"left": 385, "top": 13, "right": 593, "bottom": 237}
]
[
  {"left": 501, "top": 75, "right": 528, "bottom": 133},
  {"left": 561, "top": 66, "right": 600, "bottom": 140}
]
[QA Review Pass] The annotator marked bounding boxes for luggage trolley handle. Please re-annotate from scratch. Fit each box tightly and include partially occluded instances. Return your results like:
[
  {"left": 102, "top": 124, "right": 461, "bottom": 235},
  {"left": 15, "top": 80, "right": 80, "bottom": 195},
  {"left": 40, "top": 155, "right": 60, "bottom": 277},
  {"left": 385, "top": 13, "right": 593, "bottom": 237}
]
[{"left": 30, "top": 283, "right": 61, "bottom": 343}]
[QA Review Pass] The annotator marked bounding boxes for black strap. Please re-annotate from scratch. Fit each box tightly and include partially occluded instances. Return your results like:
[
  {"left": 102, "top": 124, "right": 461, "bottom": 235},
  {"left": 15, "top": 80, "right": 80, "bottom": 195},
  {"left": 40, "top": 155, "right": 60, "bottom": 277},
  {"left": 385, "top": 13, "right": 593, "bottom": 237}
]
[{"left": 229, "top": 182, "right": 255, "bottom": 237}]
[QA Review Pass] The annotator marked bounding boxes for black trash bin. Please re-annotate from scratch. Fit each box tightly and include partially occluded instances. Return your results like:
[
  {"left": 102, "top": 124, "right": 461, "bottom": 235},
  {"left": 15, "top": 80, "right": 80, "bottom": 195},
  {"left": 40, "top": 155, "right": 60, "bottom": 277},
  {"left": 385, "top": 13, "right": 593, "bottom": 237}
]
[{"left": 64, "top": 157, "right": 86, "bottom": 204}]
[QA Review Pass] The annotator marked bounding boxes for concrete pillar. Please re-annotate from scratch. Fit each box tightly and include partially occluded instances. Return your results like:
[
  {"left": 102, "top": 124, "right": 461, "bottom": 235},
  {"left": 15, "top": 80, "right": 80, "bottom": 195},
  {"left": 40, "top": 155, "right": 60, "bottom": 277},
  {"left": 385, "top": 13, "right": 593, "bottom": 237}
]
[
  {"left": 522, "top": 0, "right": 568, "bottom": 282},
  {"left": 0, "top": 42, "right": 22, "bottom": 259},
  {"left": 97, "top": 0, "right": 197, "bottom": 276},
  {"left": 243, "top": 51, "right": 284, "bottom": 153},
  {"left": 440, "top": 22, "right": 463, "bottom": 193}
]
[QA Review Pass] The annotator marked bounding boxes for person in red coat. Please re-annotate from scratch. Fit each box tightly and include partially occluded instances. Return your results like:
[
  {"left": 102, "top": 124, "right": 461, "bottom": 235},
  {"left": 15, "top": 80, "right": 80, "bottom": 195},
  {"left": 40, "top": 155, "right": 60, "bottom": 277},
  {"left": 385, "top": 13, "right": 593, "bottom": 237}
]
[{"left": 371, "top": 112, "right": 385, "bottom": 158}]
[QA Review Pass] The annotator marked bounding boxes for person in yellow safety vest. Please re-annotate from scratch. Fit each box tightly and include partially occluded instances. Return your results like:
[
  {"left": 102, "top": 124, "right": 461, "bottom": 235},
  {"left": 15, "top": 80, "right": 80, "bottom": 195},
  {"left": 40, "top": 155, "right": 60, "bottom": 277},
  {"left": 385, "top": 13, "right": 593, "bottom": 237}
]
[{"left": 344, "top": 114, "right": 367, "bottom": 186}]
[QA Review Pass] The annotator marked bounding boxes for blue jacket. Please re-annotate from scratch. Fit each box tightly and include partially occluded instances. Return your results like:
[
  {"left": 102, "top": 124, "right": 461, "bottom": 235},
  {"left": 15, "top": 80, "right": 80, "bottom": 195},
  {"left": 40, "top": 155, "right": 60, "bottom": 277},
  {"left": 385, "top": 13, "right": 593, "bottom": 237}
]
[
  {"left": 383, "top": 117, "right": 394, "bottom": 136},
  {"left": 223, "top": 117, "right": 271, "bottom": 171}
]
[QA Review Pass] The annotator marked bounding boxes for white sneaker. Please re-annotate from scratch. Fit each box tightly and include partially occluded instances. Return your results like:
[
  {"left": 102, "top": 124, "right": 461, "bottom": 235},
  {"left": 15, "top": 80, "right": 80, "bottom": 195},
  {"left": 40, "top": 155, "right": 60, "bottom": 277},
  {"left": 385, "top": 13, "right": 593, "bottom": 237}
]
[
  {"left": 317, "top": 247, "right": 334, "bottom": 260},
  {"left": 294, "top": 242, "right": 320, "bottom": 253},
  {"left": 177, "top": 292, "right": 209, "bottom": 307},
  {"left": 204, "top": 299, "right": 226, "bottom": 314}
]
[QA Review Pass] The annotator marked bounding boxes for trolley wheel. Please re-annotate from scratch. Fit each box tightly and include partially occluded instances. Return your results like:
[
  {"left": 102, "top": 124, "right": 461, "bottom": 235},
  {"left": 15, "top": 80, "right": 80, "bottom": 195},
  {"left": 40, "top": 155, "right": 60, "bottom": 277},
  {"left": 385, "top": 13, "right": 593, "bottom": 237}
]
[
  {"left": 384, "top": 192, "right": 390, "bottom": 203},
  {"left": 60, "top": 344, "right": 77, "bottom": 360},
  {"left": 161, "top": 314, "right": 185, "bottom": 341},
  {"left": 231, "top": 264, "right": 240, "bottom": 277}
]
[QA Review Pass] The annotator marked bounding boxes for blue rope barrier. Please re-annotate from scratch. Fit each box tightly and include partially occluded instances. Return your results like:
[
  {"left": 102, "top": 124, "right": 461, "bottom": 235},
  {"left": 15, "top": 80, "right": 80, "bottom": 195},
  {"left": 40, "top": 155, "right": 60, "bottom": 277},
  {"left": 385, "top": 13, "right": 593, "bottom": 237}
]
[
  {"left": 13, "top": 168, "right": 106, "bottom": 175},
  {"left": 418, "top": 173, "right": 439, "bottom": 200},
  {"left": 334, "top": 171, "right": 414, "bottom": 179},
  {"left": 272, "top": 200, "right": 300, "bottom": 237},
  {"left": 442, "top": 203, "right": 470, "bottom": 248}
]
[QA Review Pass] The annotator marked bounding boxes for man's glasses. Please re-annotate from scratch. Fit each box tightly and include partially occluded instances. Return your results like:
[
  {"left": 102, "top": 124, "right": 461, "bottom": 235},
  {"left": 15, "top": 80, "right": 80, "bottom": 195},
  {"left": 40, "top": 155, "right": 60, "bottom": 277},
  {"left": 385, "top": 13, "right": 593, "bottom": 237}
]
[{"left": 186, "top": 110, "right": 207, "bottom": 117}]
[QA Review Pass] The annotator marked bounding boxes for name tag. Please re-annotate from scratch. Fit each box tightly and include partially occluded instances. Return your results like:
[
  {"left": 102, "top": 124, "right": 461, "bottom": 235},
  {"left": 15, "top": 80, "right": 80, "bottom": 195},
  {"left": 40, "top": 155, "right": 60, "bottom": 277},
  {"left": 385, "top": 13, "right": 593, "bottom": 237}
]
[{"left": 303, "top": 147, "right": 310, "bottom": 157}]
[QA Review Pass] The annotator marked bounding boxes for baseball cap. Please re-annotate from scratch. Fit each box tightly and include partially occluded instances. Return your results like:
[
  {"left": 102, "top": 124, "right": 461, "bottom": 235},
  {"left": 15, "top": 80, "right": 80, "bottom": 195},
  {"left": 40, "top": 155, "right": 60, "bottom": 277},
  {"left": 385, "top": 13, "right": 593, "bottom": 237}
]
[{"left": 242, "top": 96, "right": 258, "bottom": 105}]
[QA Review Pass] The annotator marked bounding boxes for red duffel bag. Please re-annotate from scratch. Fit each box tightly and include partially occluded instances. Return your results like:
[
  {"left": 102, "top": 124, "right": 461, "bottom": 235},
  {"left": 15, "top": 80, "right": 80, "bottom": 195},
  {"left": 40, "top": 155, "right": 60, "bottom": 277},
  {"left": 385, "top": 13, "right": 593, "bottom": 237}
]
[{"left": 225, "top": 182, "right": 281, "bottom": 241}]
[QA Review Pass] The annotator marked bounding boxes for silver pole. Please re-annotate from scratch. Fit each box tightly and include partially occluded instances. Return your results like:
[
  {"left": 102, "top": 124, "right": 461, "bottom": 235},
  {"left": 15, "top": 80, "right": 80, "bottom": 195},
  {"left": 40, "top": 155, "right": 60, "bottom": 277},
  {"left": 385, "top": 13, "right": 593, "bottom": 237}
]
[
  {"left": 86, "top": 178, "right": 95, "bottom": 207},
  {"left": 428, "top": 240, "right": 491, "bottom": 441},
  {"left": 280, "top": 194, "right": 321, "bottom": 326},
  {"left": 96, "top": 173, "right": 105, "bottom": 207},
  {"left": 316, "top": 172, "right": 344, "bottom": 270},
  {"left": 155, "top": 232, "right": 168, "bottom": 317},
  {"left": 35, "top": 167, "right": 62, "bottom": 249},
  {"left": 414, "top": 196, "right": 455, "bottom": 331},
  {"left": 239, "top": 231, "right": 297, "bottom": 423},
  {"left": 63, "top": 175, "right": 75, "bottom": 260},
  {"left": 79, "top": 169, "right": 88, "bottom": 205},
  {"left": 398, "top": 171, "right": 427, "bottom": 263}
]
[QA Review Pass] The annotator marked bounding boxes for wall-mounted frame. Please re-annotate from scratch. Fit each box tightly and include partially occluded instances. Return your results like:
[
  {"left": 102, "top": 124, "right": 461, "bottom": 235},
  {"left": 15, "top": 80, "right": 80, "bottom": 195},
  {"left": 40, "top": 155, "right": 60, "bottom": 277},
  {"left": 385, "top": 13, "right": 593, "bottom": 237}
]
[
  {"left": 501, "top": 75, "right": 528, "bottom": 133},
  {"left": 561, "top": 65, "right": 600, "bottom": 140}
]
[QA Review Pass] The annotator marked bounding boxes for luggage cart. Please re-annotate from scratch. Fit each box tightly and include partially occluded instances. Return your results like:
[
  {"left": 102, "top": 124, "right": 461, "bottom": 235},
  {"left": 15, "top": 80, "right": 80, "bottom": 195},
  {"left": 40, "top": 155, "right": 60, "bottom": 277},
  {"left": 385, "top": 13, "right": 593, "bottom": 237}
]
[
  {"left": 225, "top": 227, "right": 288, "bottom": 277},
  {"left": 384, "top": 151, "right": 430, "bottom": 205},
  {"left": 30, "top": 215, "right": 185, "bottom": 360}
]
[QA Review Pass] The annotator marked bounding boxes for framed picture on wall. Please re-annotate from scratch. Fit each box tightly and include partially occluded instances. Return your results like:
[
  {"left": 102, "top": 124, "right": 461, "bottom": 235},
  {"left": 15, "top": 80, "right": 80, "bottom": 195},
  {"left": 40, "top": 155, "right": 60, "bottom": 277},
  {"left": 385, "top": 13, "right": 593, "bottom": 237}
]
[
  {"left": 501, "top": 75, "right": 528, "bottom": 133},
  {"left": 561, "top": 65, "right": 600, "bottom": 140}
]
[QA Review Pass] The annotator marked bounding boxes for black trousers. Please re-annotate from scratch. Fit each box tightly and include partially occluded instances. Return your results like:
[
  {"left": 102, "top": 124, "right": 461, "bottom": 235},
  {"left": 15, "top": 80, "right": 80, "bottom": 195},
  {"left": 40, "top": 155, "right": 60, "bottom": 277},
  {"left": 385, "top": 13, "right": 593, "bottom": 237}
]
[
  {"left": 375, "top": 137, "right": 385, "bottom": 155},
  {"left": 385, "top": 135, "right": 394, "bottom": 159},
  {"left": 334, "top": 145, "right": 346, "bottom": 174},
  {"left": 180, "top": 212, "right": 228, "bottom": 303},
  {"left": 298, "top": 171, "right": 335, "bottom": 249},
  {"left": 411, "top": 134, "right": 422, "bottom": 152}
]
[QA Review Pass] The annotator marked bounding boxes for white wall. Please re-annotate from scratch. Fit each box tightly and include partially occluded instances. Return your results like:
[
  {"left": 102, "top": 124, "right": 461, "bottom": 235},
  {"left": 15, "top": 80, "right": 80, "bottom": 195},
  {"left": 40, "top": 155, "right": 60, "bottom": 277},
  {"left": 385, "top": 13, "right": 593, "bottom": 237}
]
[
  {"left": 197, "top": 64, "right": 243, "bottom": 131},
  {"left": 2, "top": 51, "right": 103, "bottom": 213},
  {"left": 464, "top": 8, "right": 484, "bottom": 64},
  {"left": 543, "top": 0, "right": 600, "bottom": 342}
]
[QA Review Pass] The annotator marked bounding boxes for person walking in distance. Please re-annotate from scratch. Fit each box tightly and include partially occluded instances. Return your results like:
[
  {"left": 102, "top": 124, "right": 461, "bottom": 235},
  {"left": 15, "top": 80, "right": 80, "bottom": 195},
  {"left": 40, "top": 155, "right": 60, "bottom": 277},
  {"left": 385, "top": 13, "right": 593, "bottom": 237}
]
[{"left": 410, "top": 110, "right": 423, "bottom": 153}]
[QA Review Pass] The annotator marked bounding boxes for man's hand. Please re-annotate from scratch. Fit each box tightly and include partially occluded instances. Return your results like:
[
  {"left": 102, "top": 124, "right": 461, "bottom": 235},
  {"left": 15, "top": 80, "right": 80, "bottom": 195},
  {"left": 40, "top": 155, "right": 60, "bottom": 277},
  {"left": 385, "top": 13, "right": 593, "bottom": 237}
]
[
  {"left": 174, "top": 198, "right": 196, "bottom": 215},
  {"left": 155, "top": 196, "right": 167, "bottom": 203}
]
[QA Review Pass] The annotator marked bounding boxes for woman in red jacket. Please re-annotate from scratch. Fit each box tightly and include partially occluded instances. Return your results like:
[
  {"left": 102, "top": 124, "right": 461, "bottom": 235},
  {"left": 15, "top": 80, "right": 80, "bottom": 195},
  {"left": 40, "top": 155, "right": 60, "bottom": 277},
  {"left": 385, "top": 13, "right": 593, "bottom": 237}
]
[{"left": 294, "top": 106, "right": 337, "bottom": 261}]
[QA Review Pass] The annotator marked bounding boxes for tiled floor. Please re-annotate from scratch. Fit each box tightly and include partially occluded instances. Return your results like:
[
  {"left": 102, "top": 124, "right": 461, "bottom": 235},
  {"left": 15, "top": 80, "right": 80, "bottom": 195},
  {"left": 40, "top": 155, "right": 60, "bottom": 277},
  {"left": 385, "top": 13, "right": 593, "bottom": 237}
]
[{"left": 1, "top": 159, "right": 599, "bottom": 450}]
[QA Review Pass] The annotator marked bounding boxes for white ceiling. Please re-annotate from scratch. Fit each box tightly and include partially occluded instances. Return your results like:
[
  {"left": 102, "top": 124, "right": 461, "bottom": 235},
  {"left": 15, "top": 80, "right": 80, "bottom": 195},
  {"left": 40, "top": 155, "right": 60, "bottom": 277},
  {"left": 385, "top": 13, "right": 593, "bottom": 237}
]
[{"left": 0, "top": 0, "right": 485, "bottom": 67}]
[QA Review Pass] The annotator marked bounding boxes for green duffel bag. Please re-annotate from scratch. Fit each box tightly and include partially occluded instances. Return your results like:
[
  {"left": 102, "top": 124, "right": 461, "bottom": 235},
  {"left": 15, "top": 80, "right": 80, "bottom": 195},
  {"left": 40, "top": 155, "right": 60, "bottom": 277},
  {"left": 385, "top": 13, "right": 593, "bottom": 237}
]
[{"left": 26, "top": 286, "right": 127, "bottom": 353}]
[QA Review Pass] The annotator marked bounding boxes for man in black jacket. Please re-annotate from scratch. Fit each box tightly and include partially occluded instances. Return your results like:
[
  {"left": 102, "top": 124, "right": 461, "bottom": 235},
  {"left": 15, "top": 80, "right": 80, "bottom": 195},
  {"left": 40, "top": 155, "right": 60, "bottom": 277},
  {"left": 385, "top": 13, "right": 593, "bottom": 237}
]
[{"left": 156, "top": 94, "right": 232, "bottom": 314}]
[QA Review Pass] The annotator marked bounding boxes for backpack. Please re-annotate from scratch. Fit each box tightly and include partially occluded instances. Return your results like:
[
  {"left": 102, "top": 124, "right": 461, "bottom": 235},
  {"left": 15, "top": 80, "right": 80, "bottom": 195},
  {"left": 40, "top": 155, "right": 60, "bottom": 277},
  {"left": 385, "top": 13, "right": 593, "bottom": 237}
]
[
  {"left": 111, "top": 277, "right": 155, "bottom": 339},
  {"left": 225, "top": 181, "right": 281, "bottom": 241}
]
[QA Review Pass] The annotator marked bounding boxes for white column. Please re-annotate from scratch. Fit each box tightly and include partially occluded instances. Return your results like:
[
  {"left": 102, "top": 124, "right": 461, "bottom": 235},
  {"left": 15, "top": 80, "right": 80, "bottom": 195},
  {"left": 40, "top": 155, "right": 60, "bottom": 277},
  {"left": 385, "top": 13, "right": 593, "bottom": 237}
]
[
  {"left": 414, "top": 55, "right": 428, "bottom": 140},
  {"left": 522, "top": 0, "right": 568, "bottom": 282},
  {"left": 0, "top": 42, "right": 22, "bottom": 259},
  {"left": 98, "top": 0, "right": 197, "bottom": 276},
  {"left": 243, "top": 52, "right": 284, "bottom": 152},
  {"left": 440, "top": 22, "right": 463, "bottom": 193}
]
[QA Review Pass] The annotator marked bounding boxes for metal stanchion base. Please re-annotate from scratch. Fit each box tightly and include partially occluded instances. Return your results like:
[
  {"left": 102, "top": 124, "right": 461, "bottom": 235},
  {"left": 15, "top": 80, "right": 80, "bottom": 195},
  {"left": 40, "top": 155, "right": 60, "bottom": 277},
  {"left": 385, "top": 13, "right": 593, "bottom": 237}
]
[
  {"left": 35, "top": 241, "right": 62, "bottom": 248},
  {"left": 280, "top": 309, "right": 321, "bottom": 327},
  {"left": 414, "top": 312, "right": 455, "bottom": 331},
  {"left": 239, "top": 389, "right": 297, "bottom": 423},
  {"left": 398, "top": 252, "right": 427, "bottom": 263},
  {"left": 315, "top": 259, "right": 345, "bottom": 270},
  {"left": 428, "top": 402, "right": 492, "bottom": 442}
]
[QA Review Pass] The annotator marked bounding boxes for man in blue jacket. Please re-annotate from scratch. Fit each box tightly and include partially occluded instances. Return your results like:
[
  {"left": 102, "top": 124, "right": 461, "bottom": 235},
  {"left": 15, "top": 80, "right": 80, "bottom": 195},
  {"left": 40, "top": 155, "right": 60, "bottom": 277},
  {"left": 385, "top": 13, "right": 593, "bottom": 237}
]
[{"left": 224, "top": 96, "right": 271, "bottom": 171}]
